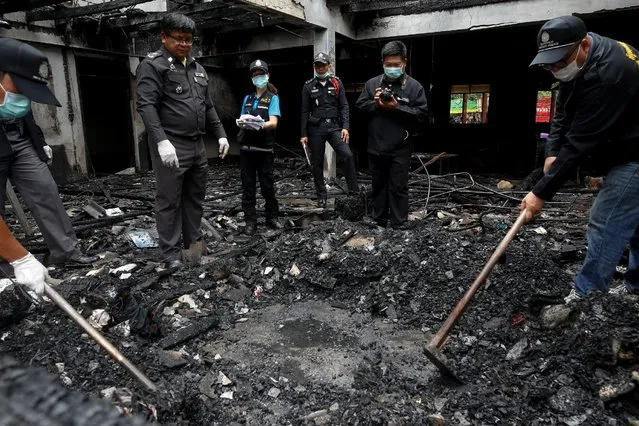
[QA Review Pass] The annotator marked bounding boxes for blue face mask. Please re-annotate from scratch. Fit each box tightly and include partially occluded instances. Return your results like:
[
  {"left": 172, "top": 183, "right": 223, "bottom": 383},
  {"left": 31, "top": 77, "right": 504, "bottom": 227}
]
[
  {"left": 383, "top": 66, "right": 404, "bottom": 80},
  {"left": 0, "top": 83, "right": 32, "bottom": 120},
  {"left": 252, "top": 74, "right": 269, "bottom": 89}
]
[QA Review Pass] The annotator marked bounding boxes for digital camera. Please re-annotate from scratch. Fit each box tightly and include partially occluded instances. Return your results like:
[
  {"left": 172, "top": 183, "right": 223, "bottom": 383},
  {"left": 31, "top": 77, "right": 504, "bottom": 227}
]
[{"left": 379, "top": 87, "right": 395, "bottom": 102}]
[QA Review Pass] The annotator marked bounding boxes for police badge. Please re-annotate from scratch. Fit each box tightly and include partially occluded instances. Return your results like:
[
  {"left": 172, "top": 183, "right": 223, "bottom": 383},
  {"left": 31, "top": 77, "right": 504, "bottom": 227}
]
[{"left": 176, "top": 86, "right": 183, "bottom": 94}]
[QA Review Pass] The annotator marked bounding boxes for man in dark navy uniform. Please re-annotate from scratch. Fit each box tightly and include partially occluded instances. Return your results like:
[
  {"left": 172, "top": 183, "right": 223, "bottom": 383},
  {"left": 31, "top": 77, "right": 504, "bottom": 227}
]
[
  {"left": 300, "top": 52, "right": 358, "bottom": 208},
  {"left": 136, "top": 13, "right": 228, "bottom": 268}
]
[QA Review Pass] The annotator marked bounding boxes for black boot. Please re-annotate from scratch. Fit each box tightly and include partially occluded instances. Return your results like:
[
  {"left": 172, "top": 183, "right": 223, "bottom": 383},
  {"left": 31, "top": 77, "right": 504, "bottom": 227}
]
[
  {"left": 266, "top": 218, "right": 283, "bottom": 229},
  {"left": 245, "top": 222, "right": 257, "bottom": 235}
]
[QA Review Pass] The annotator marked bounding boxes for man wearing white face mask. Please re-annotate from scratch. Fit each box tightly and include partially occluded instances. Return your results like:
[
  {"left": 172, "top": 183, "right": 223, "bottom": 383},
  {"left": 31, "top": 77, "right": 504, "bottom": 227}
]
[
  {"left": 522, "top": 16, "right": 639, "bottom": 302},
  {"left": 0, "top": 37, "right": 98, "bottom": 267},
  {"left": 356, "top": 41, "right": 428, "bottom": 229}
]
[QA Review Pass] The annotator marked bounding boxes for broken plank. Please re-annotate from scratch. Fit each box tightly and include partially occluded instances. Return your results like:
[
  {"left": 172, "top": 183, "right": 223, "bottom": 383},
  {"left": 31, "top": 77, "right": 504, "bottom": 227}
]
[
  {"left": 27, "top": 0, "right": 151, "bottom": 21},
  {"left": 159, "top": 317, "right": 219, "bottom": 350}
]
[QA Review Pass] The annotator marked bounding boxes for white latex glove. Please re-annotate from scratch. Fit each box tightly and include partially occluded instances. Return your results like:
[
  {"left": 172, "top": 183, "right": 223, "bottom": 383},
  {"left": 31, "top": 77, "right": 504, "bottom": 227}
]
[
  {"left": 10, "top": 253, "right": 48, "bottom": 295},
  {"left": 218, "top": 138, "right": 229, "bottom": 159},
  {"left": 43, "top": 145, "right": 53, "bottom": 161},
  {"left": 157, "top": 139, "right": 179, "bottom": 169}
]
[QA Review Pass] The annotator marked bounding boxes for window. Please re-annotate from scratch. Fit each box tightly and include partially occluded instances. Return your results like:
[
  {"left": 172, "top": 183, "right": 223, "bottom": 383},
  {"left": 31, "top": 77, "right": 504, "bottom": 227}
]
[
  {"left": 535, "top": 90, "right": 558, "bottom": 123},
  {"left": 450, "top": 84, "right": 490, "bottom": 124}
]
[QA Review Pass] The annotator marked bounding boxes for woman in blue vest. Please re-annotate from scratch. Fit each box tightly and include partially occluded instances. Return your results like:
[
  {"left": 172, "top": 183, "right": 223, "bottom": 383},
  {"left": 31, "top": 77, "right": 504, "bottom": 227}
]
[{"left": 237, "top": 59, "right": 282, "bottom": 235}]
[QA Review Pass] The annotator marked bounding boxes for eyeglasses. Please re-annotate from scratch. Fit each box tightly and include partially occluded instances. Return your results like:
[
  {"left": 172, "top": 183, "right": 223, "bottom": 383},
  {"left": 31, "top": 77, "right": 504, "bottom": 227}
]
[
  {"left": 541, "top": 41, "right": 581, "bottom": 70},
  {"left": 166, "top": 35, "right": 193, "bottom": 46}
]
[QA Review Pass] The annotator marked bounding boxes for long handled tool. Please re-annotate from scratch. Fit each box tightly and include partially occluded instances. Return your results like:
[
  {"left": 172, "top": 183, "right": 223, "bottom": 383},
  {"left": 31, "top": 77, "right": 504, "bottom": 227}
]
[
  {"left": 43, "top": 282, "right": 157, "bottom": 392},
  {"left": 424, "top": 210, "right": 527, "bottom": 381}
]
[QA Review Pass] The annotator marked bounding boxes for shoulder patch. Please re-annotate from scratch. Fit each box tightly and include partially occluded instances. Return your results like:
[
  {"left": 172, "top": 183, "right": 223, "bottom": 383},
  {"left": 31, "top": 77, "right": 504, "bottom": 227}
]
[{"left": 146, "top": 51, "right": 162, "bottom": 59}]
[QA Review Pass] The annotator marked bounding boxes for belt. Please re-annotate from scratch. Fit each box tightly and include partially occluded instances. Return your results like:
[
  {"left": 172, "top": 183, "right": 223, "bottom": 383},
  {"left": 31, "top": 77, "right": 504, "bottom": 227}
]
[
  {"left": 316, "top": 118, "right": 338, "bottom": 124},
  {"left": 165, "top": 131, "right": 200, "bottom": 141}
]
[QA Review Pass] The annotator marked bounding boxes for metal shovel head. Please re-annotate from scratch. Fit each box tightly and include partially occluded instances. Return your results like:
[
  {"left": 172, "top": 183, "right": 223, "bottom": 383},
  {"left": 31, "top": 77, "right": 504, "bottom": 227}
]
[{"left": 423, "top": 344, "right": 463, "bottom": 384}]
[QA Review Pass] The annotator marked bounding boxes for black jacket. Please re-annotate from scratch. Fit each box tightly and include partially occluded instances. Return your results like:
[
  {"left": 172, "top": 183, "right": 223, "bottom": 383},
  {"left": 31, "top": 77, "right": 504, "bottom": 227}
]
[
  {"left": 355, "top": 73, "right": 428, "bottom": 156},
  {"left": 0, "top": 111, "right": 48, "bottom": 162},
  {"left": 534, "top": 33, "right": 639, "bottom": 200},
  {"left": 135, "top": 46, "right": 226, "bottom": 144},
  {"left": 300, "top": 76, "right": 349, "bottom": 136}
]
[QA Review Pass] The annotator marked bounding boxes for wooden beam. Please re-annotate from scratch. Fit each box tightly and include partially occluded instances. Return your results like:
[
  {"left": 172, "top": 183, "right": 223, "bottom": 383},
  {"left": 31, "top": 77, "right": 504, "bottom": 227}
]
[
  {"left": 0, "top": 0, "right": 66, "bottom": 14},
  {"left": 347, "top": 0, "right": 421, "bottom": 13},
  {"left": 26, "top": 0, "right": 154, "bottom": 22},
  {"left": 325, "top": 0, "right": 356, "bottom": 6},
  {"left": 107, "top": 0, "right": 230, "bottom": 28},
  {"left": 212, "top": 15, "right": 291, "bottom": 33}
]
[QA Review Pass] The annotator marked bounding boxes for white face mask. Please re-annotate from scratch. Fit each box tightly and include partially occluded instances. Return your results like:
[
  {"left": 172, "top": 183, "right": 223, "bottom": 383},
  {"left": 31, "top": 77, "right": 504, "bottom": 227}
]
[{"left": 551, "top": 46, "right": 583, "bottom": 82}]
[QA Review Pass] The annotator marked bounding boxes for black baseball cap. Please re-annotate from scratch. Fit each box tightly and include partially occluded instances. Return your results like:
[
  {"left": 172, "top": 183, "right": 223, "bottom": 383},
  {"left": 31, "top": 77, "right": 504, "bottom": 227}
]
[
  {"left": 530, "top": 16, "right": 587, "bottom": 67},
  {"left": 249, "top": 59, "right": 269, "bottom": 74},
  {"left": 313, "top": 52, "right": 330, "bottom": 65},
  {"left": 0, "top": 37, "right": 61, "bottom": 106}
]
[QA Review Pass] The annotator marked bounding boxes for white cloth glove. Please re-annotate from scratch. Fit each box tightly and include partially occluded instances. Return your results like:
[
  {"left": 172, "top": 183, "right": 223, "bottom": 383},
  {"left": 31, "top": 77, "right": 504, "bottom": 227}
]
[
  {"left": 10, "top": 253, "right": 48, "bottom": 295},
  {"left": 218, "top": 138, "right": 229, "bottom": 159},
  {"left": 157, "top": 139, "right": 179, "bottom": 169},
  {"left": 43, "top": 145, "right": 53, "bottom": 161}
]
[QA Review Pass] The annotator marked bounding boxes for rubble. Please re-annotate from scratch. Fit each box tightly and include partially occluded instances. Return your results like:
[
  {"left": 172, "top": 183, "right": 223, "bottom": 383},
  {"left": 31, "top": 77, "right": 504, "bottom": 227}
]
[{"left": 1, "top": 166, "right": 637, "bottom": 424}]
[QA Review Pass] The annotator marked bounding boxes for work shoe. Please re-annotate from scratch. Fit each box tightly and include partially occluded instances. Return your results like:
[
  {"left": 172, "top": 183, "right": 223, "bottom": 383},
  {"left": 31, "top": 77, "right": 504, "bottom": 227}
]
[
  {"left": 265, "top": 218, "right": 284, "bottom": 229},
  {"left": 245, "top": 222, "right": 257, "bottom": 235},
  {"left": 165, "top": 259, "right": 183, "bottom": 270},
  {"left": 564, "top": 288, "right": 583, "bottom": 304},
  {"left": 46, "top": 254, "right": 99, "bottom": 266},
  {"left": 68, "top": 254, "right": 99, "bottom": 265},
  {"left": 610, "top": 285, "right": 639, "bottom": 296}
]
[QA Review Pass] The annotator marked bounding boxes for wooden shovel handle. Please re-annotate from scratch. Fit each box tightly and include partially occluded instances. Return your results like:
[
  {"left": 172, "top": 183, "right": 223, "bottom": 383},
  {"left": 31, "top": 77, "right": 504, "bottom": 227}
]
[{"left": 430, "top": 210, "right": 527, "bottom": 349}]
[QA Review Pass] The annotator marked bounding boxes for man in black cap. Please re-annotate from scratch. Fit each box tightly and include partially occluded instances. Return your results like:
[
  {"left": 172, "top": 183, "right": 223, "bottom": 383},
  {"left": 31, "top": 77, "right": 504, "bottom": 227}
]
[
  {"left": 0, "top": 37, "right": 98, "bottom": 266},
  {"left": 136, "top": 13, "right": 228, "bottom": 268},
  {"left": 355, "top": 41, "right": 428, "bottom": 229},
  {"left": 300, "top": 52, "right": 358, "bottom": 208},
  {"left": 522, "top": 16, "right": 639, "bottom": 301}
]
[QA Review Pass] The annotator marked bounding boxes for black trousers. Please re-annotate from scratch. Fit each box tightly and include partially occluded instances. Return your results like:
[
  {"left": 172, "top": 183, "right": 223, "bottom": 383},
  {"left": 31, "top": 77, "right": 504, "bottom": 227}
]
[
  {"left": 149, "top": 135, "right": 207, "bottom": 262},
  {"left": 369, "top": 153, "right": 410, "bottom": 227},
  {"left": 240, "top": 150, "right": 279, "bottom": 223},
  {"left": 0, "top": 139, "right": 81, "bottom": 262},
  {"left": 308, "top": 123, "right": 358, "bottom": 199}
]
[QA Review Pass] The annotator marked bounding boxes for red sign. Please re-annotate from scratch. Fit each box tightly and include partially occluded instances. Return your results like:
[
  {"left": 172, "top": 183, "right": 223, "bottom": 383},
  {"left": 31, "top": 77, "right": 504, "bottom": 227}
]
[{"left": 536, "top": 96, "right": 551, "bottom": 123}]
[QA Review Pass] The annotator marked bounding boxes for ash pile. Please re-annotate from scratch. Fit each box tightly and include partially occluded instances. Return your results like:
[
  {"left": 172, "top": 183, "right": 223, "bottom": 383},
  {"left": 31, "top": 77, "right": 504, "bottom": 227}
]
[{"left": 0, "top": 160, "right": 638, "bottom": 425}]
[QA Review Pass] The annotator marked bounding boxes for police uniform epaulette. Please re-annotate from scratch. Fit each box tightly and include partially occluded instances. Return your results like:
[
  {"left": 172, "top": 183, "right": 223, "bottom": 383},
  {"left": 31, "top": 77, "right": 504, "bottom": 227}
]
[
  {"left": 305, "top": 77, "right": 316, "bottom": 85},
  {"left": 333, "top": 76, "right": 341, "bottom": 80},
  {"left": 146, "top": 50, "right": 162, "bottom": 60}
]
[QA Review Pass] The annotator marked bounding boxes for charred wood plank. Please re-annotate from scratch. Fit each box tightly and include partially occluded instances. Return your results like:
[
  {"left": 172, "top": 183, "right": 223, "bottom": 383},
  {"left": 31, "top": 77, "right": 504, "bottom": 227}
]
[
  {"left": 26, "top": 0, "right": 152, "bottom": 21},
  {"left": 0, "top": 0, "right": 66, "bottom": 14},
  {"left": 159, "top": 316, "right": 219, "bottom": 349}
]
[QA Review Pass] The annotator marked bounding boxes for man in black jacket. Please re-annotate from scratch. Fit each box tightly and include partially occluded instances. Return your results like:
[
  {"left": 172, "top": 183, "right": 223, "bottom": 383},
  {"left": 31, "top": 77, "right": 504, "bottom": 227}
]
[
  {"left": 356, "top": 41, "right": 428, "bottom": 228},
  {"left": 0, "top": 37, "right": 97, "bottom": 266},
  {"left": 300, "top": 52, "right": 358, "bottom": 207},
  {"left": 522, "top": 16, "right": 639, "bottom": 300}
]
